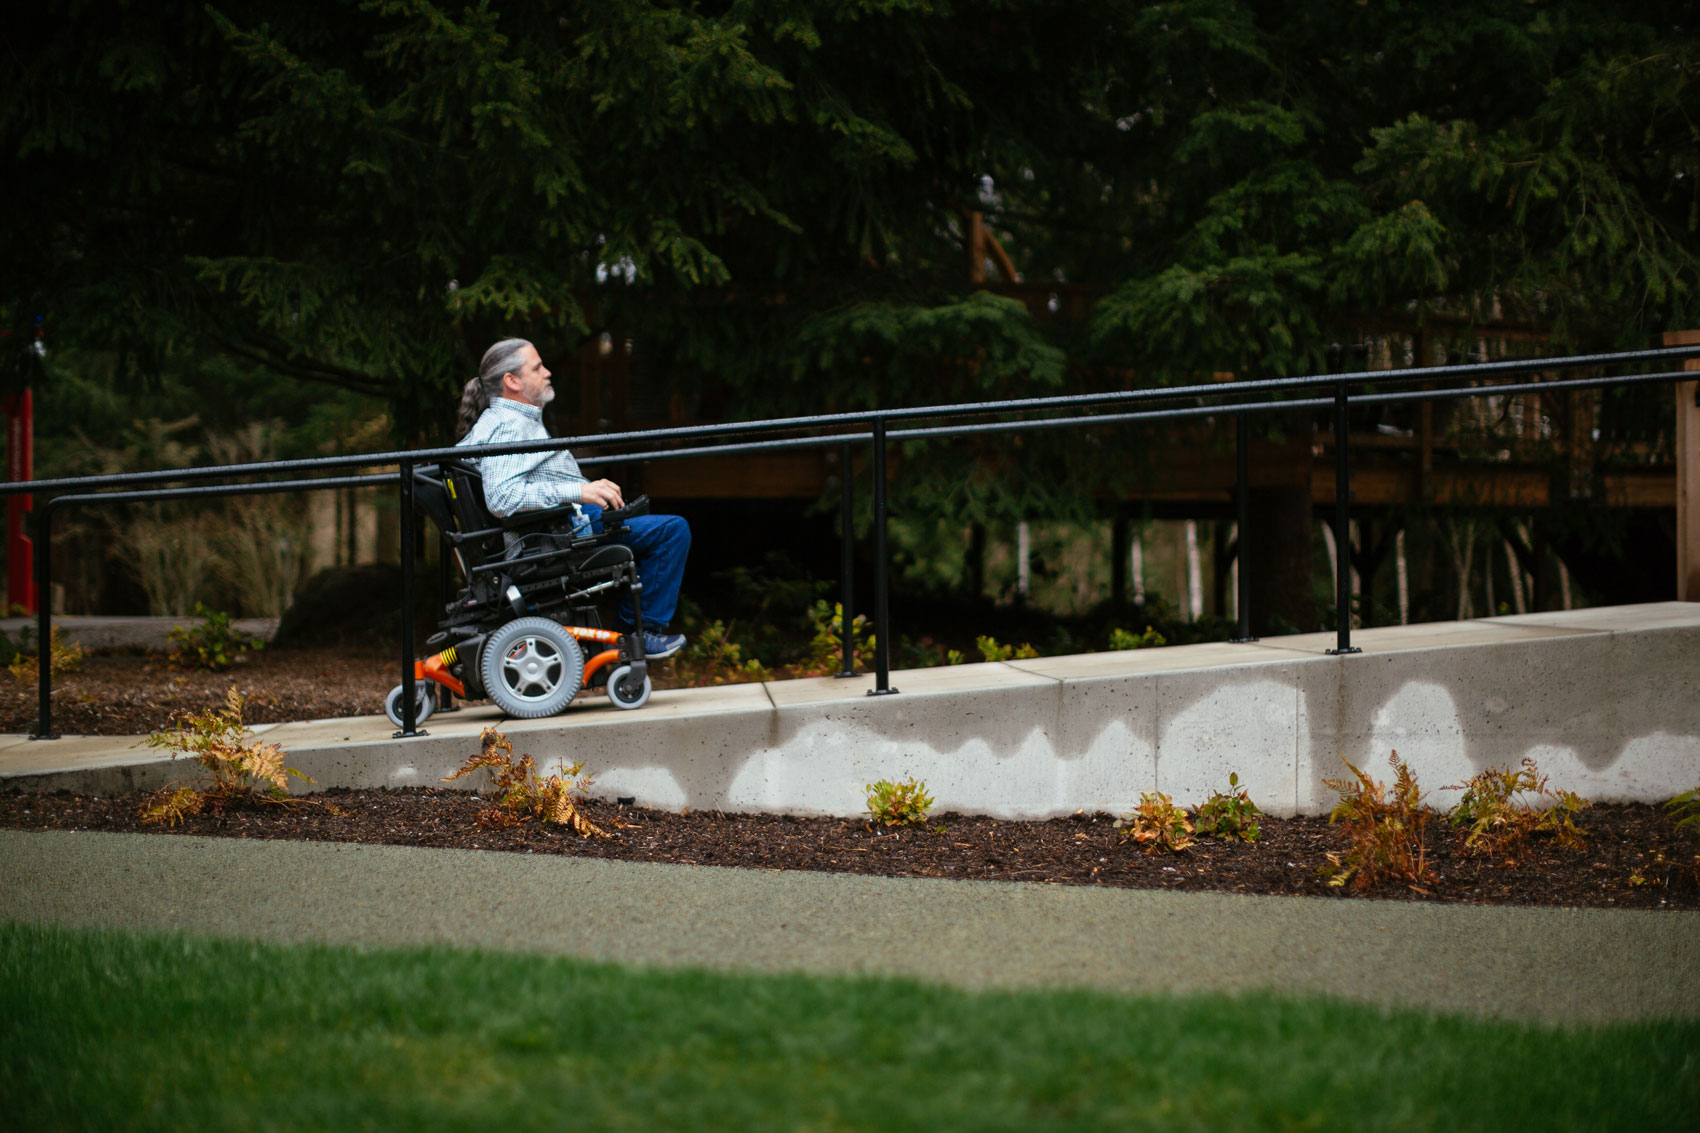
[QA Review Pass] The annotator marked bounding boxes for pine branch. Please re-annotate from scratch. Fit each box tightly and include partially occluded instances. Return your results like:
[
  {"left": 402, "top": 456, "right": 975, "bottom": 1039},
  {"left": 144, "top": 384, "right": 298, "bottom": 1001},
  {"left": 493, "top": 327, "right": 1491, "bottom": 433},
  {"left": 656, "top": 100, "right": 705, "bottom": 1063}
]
[{"left": 214, "top": 335, "right": 390, "bottom": 399}]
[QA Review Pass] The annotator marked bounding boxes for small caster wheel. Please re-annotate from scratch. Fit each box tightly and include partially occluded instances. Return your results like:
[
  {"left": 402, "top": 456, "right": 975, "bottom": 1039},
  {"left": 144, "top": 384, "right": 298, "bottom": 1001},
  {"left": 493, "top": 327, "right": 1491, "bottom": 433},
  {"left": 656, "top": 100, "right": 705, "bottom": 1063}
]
[
  {"left": 605, "top": 663, "right": 652, "bottom": 710},
  {"left": 385, "top": 682, "right": 436, "bottom": 729}
]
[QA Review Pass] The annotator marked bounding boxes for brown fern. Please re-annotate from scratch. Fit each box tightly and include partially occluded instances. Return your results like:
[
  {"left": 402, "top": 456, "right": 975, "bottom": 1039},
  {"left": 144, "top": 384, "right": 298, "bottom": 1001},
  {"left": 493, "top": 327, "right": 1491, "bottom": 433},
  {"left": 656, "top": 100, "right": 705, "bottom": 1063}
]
[
  {"left": 7, "top": 628, "right": 85, "bottom": 682},
  {"left": 444, "top": 729, "right": 609, "bottom": 838},
  {"left": 138, "top": 688, "right": 310, "bottom": 824},
  {"left": 1322, "top": 752, "right": 1436, "bottom": 891},
  {"left": 1446, "top": 758, "right": 1591, "bottom": 863}
]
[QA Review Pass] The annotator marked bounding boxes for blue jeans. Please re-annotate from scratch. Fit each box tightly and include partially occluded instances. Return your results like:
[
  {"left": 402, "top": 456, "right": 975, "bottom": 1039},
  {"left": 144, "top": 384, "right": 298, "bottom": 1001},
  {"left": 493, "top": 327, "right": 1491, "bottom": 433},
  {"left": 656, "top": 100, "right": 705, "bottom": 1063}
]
[{"left": 577, "top": 506, "right": 690, "bottom": 629}]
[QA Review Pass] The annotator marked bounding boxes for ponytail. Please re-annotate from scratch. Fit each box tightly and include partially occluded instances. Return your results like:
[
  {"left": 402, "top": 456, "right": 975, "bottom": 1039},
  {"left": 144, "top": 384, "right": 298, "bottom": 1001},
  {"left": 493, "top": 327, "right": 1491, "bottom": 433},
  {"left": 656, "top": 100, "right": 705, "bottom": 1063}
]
[
  {"left": 455, "top": 337, "right": 533, "bottom": 439},
  {"left": 454, "top": 375, "right": 490, "bottom": 439}
]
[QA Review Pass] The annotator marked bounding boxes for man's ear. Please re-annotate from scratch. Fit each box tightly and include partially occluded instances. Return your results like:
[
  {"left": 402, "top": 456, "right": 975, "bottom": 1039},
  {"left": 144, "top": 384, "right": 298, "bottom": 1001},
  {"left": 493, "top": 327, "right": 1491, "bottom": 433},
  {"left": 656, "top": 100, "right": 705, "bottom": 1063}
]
[{"left": 500, "top": 370, "right": 525, "bottom": 395}]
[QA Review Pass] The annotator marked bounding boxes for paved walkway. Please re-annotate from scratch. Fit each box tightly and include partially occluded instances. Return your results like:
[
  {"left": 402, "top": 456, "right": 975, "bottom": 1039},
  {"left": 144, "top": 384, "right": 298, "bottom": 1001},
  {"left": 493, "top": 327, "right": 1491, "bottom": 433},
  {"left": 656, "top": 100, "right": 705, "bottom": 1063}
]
[{"left": 3, "top": 828, "right": 1695, "bottom": 1026}]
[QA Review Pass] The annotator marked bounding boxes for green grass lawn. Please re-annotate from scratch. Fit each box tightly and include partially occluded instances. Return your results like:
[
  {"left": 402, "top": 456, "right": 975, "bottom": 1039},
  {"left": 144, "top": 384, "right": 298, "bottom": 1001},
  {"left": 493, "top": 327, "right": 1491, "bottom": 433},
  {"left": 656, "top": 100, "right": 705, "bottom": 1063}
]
[{"left": 2, "top": 920, "right": 1694, "bottom": 1131}]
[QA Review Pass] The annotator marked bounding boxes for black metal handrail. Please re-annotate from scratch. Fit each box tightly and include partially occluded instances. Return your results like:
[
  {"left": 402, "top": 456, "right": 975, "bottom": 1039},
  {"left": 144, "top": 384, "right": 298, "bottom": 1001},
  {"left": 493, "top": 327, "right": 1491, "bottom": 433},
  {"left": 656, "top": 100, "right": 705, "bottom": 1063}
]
[
  {"left": 6, "top": 344, "right": 1695, "bottom": 496},
  {"left": 2, "top": 342, "right": 1695, "bottom": 738}
]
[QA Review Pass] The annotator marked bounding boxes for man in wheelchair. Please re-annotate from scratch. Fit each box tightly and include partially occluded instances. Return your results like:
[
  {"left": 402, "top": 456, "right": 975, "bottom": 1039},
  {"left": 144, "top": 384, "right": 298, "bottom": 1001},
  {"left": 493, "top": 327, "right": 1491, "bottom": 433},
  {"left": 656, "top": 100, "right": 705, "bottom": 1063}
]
[
  {"left": 455, "top": 337, "right": 691, "bottom": 661},
  {"left": 382, "top": 337, "right": 691, "bottom": 727}
]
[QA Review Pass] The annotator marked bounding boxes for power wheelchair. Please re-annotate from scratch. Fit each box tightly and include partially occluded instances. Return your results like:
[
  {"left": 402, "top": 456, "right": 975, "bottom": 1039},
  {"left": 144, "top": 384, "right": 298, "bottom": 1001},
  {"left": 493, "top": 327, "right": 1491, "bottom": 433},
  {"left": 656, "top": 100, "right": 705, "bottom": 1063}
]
[{"left": 382, "top": 461, "right": 660, "bottom": 727}]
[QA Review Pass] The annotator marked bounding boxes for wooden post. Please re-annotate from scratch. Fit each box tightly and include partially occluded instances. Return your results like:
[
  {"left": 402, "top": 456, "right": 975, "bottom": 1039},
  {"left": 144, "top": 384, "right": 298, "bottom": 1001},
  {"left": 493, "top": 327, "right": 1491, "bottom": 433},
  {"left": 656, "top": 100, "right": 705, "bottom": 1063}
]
[{"left": 1663, "top": 331, "right": 1700, "bottom": 601}]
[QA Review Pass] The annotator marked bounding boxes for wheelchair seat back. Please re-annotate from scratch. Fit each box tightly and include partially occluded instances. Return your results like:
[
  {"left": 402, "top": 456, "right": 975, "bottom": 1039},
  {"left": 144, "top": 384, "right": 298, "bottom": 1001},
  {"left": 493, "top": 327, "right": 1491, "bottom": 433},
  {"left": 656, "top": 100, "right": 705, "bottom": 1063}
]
[
  {"left": 437, "top": 462, "right": 522, "bottom": 571},
  {"left": 411, "top": 467, "right": 457, "bottom": 535}
]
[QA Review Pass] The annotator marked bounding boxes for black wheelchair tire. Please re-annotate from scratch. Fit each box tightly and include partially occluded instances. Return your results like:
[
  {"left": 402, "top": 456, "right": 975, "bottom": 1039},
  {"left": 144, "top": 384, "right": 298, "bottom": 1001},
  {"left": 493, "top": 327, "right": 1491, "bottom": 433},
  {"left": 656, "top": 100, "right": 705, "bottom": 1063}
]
[{"left": 481, "top": 617, "right": 585, "bottom": 718}]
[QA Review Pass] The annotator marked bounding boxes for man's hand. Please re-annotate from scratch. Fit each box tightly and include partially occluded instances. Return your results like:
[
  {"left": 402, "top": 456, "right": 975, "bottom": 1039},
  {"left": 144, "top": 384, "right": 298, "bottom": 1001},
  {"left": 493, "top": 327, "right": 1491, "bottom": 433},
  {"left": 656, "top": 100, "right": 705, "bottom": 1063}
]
[{"left": 579, "top": 478, "right": 625, "bottom": 510}]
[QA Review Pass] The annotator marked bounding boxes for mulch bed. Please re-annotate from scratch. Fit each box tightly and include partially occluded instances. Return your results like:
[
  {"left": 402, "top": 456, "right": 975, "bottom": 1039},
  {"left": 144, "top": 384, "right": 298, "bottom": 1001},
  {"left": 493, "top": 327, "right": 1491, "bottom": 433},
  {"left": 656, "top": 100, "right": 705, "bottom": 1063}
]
[
  {"left": 0, "top": 647, "right": 401, "bottom": 735},
  {"left": 3, "top": 788, "right": 1695, "bottom": 910}
]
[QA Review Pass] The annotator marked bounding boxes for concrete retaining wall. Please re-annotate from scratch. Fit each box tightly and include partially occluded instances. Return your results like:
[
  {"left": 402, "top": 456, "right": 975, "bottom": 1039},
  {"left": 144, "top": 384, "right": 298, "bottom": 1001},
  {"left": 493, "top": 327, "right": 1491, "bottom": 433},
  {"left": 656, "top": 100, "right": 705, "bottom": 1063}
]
[{"left": 5, "top": 604, "right": 1698, "bottom": 818}]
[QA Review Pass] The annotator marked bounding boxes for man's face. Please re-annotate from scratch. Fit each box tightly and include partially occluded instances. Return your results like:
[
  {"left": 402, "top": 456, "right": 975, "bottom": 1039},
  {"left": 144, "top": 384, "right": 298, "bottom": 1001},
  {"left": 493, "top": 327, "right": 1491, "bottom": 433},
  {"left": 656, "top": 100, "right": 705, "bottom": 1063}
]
[{"left": 507, "top": 344, "right": 554, "bottom": 407}]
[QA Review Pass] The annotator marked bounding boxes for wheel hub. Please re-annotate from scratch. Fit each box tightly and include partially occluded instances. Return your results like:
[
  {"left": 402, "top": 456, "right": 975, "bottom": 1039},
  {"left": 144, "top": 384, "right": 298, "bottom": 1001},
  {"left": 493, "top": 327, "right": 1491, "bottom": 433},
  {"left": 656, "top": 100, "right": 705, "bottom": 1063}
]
[{"left": 503, "top": 639, "right": 562, "bottom": 697}]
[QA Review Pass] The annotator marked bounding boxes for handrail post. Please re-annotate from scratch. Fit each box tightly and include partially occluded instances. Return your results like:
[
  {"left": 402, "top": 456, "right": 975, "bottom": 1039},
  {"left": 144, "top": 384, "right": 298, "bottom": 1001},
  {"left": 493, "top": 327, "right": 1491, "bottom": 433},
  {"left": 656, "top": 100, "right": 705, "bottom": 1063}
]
[
  {"left": 868, "top": 417, "right": 897, "bottom": 695},
  {"left": 31, "top": 499, "right": 55, "bottom": 739},
  {"left": 836, "top": 442, "right": 857, "bottom": 677},
  {"left": 1327, "top": 378, "right": 1360, "bottom": 656},
  {"left": 395, "top": 460, "right": 425, "bottom": 736},
  {"left": 1231, "top": 411, "right": 1257, "bottom": 642}
]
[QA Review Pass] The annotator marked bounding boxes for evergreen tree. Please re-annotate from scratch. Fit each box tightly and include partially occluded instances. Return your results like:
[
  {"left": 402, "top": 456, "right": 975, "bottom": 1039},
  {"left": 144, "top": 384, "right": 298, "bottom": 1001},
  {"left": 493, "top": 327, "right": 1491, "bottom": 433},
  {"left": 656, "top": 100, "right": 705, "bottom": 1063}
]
[{"left": 5, "top": 1, "right": 1698, "bottom": 618}]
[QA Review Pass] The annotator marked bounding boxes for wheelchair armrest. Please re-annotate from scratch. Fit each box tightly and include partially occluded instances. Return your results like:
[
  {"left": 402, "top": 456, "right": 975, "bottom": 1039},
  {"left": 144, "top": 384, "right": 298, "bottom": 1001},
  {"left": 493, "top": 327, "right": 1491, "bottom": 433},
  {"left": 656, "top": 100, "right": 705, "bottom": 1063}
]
[
  {"left": 495, "top": 502, "right": 584, "bottom": 533},
  {"left": 440, "top": 514, "right": 567, "bottom": 546}
]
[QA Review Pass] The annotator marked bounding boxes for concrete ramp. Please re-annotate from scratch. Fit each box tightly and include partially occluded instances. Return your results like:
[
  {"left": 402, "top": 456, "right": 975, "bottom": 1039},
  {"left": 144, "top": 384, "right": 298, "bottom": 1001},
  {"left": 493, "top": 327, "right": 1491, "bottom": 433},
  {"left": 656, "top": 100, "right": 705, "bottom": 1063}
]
[{"left": 3, "top": 603, "right": 1697, "bottom": 817}]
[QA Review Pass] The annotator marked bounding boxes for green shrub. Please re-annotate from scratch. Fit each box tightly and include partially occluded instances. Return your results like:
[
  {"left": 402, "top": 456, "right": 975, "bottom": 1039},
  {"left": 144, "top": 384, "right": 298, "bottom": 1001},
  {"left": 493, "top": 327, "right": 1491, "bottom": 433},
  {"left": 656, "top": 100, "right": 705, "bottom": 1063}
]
[
  {"left": 1108, "top": 625, "right": 1166, "bottom": 651},
  {"left": 865, "top": 776, "right": 934, "bottom": 827},
  {"left": 805, "top": 600, "right": 874, "bottom": 675},
  {"left": 1666, "top": 787, "right": 1700, "bottom": 832},
  {"left": 675, "top": 619, "right": 772, "bottom": 686},
  {"left": 975, "top": 634, "right": 1038, "bottom": 662},
  {"left": 168, "top": 604, "right": 264, "bottom": 671},
  {"left": 893, "top": 634, "right": 954, "bottom": 669},
  {"left": 1195, "top": 772, "right": 1262, "bottom": 842}
]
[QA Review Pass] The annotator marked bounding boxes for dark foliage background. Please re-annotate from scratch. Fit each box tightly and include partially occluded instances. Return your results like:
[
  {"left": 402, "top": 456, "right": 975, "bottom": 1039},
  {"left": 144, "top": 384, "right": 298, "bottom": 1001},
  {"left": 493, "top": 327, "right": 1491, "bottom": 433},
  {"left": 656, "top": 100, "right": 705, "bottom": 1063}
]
[{"left": 4, "top": 1, "right": 1698, "bottom": 625}]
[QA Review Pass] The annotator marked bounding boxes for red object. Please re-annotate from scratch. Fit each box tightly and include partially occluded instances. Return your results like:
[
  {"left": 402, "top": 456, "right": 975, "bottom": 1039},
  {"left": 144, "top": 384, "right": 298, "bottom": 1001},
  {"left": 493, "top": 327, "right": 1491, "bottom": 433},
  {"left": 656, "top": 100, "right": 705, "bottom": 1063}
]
[{"left": 5, "top": 389, "right": 34, "bottom": 615}]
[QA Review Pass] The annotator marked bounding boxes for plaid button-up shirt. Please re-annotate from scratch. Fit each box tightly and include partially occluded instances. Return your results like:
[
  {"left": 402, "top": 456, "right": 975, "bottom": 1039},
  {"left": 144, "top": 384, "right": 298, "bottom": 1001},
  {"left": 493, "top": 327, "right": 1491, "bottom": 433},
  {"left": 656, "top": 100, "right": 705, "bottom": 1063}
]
[{"left": 455, "top": 398, "right": 588, "bottom": 537}]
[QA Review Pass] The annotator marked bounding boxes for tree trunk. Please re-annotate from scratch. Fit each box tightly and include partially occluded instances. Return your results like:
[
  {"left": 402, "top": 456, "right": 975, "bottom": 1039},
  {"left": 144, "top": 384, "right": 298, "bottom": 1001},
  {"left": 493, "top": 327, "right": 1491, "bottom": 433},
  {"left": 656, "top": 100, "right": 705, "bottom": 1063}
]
[
  {"left": 1247, "top": 485, "right": 1317, "bottom": 634},
  {"left": 964, "top": 523, "right": 986, "bottom": 600}
]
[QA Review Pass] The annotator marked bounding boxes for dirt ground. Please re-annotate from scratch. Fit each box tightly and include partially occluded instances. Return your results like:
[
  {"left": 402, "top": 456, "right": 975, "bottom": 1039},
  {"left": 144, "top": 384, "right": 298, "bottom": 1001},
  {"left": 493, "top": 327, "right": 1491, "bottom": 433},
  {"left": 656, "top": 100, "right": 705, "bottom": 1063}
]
[
  {"left": 2, "top": 646, "right": 1697, "bottom": 910},
  {"left": 0, "top": 645, "right": 400, "bottom": 735}
]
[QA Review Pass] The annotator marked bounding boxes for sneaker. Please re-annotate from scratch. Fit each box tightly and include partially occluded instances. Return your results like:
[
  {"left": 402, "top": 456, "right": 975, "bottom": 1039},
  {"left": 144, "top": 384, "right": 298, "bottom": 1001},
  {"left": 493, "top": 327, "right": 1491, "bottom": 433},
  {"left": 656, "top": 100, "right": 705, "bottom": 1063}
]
[{"left": 639, "top": 631, "right": 686, "bottom": 660}]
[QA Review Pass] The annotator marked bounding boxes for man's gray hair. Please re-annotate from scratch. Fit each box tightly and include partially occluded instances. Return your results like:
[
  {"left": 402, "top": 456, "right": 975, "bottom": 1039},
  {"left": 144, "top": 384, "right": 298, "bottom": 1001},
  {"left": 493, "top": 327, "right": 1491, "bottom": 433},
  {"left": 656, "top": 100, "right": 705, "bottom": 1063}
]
[{"left": 456, "top": 337, "right": 533, "bottom": 439}]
